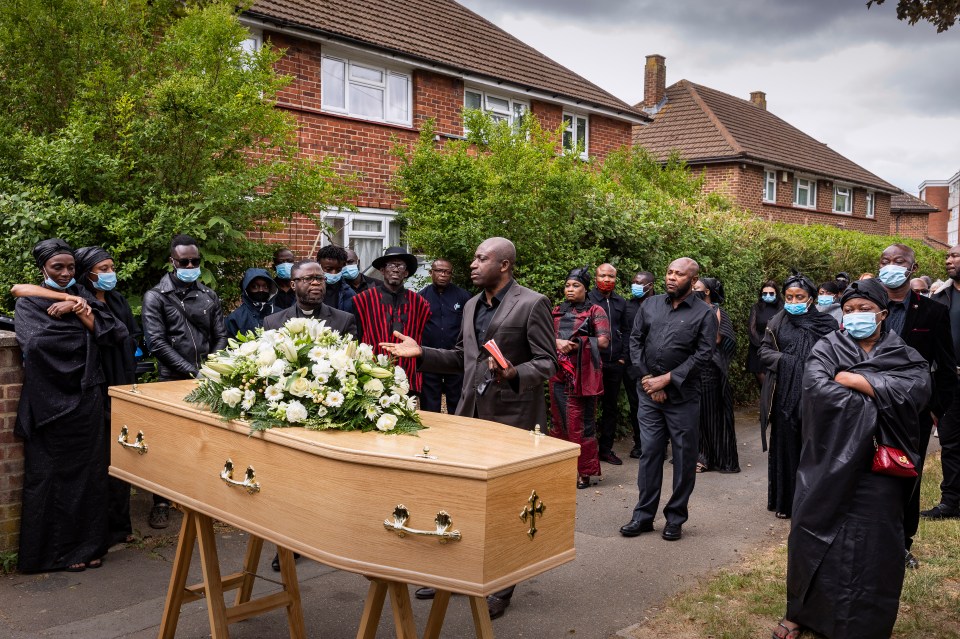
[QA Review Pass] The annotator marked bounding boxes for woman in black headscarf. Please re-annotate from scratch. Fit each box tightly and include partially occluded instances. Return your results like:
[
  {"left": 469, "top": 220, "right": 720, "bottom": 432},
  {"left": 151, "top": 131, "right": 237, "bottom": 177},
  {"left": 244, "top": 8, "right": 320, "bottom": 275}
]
[
  {"left": 12, "top": 239, "right": 128, "bottom": 572},
  {"left": 759, "top": 272, "right": 837, "bottom": 519},
  {"left": 774, "top": 278, "right": 930, "bottom": 639},
  {"left": 747, "top": 280, "right": 782, "bottom": 386},
  {"left": 692, "top": 277, "right": 739, "bottom": 473},
  {"left": 549, "top": 267, "right": 611, "bottom": 489}
]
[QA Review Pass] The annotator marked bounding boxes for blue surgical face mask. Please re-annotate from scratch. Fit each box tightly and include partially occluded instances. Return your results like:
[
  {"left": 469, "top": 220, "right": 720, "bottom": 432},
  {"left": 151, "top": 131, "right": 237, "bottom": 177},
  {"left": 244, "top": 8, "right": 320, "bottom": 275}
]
[
  {"left": 275, "top": 262, "right": 293, "bottom": 280},
  {"left": 817, "top": 295, "right": 834, "bottom": 306},
  {"left": 784, "top": 302, "right": 809, "bottom": 315},
  {"left": 761, "top": 293, "right": 776, "bottom": 303},
  {"left": 92, "top": 272, "right": 117, "bottom": 291},
  {"left": 631, "top": 283, "right": 647, "bottom": 298},
  {"left": 878, "top": 264, "right": 909, "bottom": 288},
  {"left": 341, "top": 264, "right": 360, "bottom": 281},
  {"left": 324, "top": 271, "right": 342, "bottom": 285},
  {"left": 844, "top": 311, "right": 880, "bottom": 339},
  {"left": 44, "top": 272, "right": 76, "bottom": 291},
  {"left": 176, "top": 267, "right": 202, "bottom": 283}
]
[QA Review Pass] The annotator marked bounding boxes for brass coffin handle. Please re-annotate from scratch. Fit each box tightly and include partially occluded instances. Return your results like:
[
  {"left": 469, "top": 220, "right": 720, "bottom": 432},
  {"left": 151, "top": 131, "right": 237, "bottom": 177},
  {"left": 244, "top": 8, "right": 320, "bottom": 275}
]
[
  {"left": 383, "top": 505, "right": 462, "bottom": 543},
  {"left": 117, "top": 425, "right": 148, "bottom": 454},
  {"left": 220, "top": 459, "right": 261, "bottom": 494}
]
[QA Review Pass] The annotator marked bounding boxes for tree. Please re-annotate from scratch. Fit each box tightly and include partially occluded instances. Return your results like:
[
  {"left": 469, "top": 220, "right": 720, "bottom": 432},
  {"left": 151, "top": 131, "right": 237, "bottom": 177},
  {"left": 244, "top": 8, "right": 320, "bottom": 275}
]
[
  {"left": 0, "top": 0, "right": 355, "bottom": 310},
  {"left": 867, "top": 0, "right": 960, "bottom": 32}
]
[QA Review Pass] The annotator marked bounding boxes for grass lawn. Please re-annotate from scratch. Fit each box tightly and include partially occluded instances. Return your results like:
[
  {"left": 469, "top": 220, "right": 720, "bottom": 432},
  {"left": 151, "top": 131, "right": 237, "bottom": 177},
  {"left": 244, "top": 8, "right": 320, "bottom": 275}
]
[{"left": 625, "top": 451, "right": 960, "bottom": 639}]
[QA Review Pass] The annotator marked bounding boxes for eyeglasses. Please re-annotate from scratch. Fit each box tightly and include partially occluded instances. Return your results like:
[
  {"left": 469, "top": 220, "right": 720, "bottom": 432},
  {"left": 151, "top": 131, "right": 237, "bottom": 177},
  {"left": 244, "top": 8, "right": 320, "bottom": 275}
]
[
  {"left": 431, "top": 268, "right": 452, "bottom": 275},
  {"left": 172, "top": 257, "right": 202, "bottom": 267},
  {"left": 383, "top": 262, "right": 408, "bottom": 272},
  {"left": 292, "top": 275, "right": 325, "bottom": 283}
]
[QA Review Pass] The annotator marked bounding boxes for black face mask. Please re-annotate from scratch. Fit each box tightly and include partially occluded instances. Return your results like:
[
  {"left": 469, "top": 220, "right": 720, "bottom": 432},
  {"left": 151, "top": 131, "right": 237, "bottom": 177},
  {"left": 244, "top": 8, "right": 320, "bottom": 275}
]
[
  {"left": 249, "top": 291, "right": 270, "bottom": 304},
  {"left": 693, "top": 290, "right": 706, "bottom": 301}
]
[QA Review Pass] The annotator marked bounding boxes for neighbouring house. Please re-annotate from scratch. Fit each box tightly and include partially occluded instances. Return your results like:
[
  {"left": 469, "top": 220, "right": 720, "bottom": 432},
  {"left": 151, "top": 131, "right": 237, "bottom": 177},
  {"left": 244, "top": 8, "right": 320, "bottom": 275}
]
[
  {"left": 919, "top": 170, "right": 960, "bottom": 247},
  {"left": 239, "top": 0, "right": 647, "bottom": 264},
  {"left": 633, "top": 54, "right": 900, "bottom": 236},
  {"left": 890, "top": 192, "right": 940, "bottom": 244}
]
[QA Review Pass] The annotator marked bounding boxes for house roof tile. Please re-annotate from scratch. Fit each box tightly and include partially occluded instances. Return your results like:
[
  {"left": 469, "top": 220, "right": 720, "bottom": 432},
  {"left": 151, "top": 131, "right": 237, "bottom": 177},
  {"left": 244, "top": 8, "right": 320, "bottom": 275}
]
[
  {"left": 633, "top": 81, "right": 898, "bottom": 193},
  {"left": 247, "top": 0, "right": 647, "bottom": 121},
  {"left": 891, "top": 192, "right": 939, "bottom": 214}
]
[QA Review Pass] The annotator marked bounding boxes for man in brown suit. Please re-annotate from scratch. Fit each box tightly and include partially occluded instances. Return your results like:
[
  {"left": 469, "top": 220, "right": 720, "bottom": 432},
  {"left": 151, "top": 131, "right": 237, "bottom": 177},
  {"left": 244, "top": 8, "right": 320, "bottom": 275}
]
[{"left": 381, "top": 236, "right": 557, "bottom": 619}]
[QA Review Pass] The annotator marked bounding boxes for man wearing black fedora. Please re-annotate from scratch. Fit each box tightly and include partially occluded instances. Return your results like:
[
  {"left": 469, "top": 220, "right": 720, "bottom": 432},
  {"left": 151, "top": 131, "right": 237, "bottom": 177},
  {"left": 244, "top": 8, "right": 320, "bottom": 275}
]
[{"left": 352, "top": 246, "right": 432, "bottom": 395}]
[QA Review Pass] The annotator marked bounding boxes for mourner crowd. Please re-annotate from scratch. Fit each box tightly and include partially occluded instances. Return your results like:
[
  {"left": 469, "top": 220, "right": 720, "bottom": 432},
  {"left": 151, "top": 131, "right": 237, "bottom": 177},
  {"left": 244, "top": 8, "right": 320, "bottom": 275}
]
[{"left": 12, "top": 232, "right": 960, "bottom": 637}]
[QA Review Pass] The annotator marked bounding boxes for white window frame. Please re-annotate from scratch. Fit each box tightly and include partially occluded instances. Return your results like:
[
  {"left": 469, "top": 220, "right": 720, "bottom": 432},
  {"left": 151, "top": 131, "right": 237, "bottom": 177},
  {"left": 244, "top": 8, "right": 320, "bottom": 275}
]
[
  {"left": 833, "top": 184, "right": 853, "bottom": 215},
  {"left": 865, "top": 191, "right": 875, "bottom": 219},
  {"left": 763, "top": 169, "right": 777, "bottom": 203},
  {"left": 562, "top": 112, "right": 590, "bottom": 159},
  {"left": 239, "top": 30, "right": 262, "bottom": 70},
  {"left": 321, "top": 55, "right": 412, "bottom": 127},
  {"left": 463, "top": 87, "right": 528, "bottom": 131},
  {"left": 794, "top": 176, "right": 817, "bottom": 209}
]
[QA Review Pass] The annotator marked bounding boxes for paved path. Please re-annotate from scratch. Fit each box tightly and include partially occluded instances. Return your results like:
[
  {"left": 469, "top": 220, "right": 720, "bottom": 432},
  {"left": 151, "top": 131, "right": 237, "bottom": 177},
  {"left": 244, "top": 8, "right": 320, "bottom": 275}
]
[{"left": 0, "top": 409, "right": 789, "bottom": 638}]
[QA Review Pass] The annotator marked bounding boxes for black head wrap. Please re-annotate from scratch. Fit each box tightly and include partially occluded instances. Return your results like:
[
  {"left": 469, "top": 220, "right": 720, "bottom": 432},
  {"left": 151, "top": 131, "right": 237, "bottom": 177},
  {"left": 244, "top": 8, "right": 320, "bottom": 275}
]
[
  {"left": 783, "top": 271, "right": 817, "bottom": 297},
  {"left": 32, "top": 238, "right": 74, "bottom": 269},
  {"left": 73, "top": 246, "right": 112, "bottom": 279},
  {"left": 840, "top": 277, "right": 889, "bottom": 309},
  {"left": 701, "top": 277, "right": 725, "bottom": 305},
  {"left": 566, "top": 266, "right": 591, "bottom": 288}
]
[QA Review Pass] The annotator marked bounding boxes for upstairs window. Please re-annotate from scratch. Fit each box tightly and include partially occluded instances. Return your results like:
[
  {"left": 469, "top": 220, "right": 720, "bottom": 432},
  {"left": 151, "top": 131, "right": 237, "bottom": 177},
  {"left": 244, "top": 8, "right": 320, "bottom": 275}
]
[
  {"left": 794, "top": 177, "right": 817, "bottom": 209},
  {"left": 833, "top": 185, "right": 853, "bottom": 214},
  {"left": 763, "top": 169, "right": 777, "bottom": 203},
  {"left": 865, "top": 191, "right": 875, "bottom": 219},
  {"left": 464, "top": 88, "right": 528, "bottom": 130},
  {"left": 321, "top": 56, "right": 411, "bottom": 126},
  {"left": 562, "top": 113, "right": 589, "bottom": 159}
]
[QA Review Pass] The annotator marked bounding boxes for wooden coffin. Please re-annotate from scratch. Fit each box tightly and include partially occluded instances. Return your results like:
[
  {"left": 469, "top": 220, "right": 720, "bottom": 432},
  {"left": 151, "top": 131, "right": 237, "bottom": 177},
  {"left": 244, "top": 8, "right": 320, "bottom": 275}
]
[{"left": 109, "top": 381, "right": 579, "bottom": 597}]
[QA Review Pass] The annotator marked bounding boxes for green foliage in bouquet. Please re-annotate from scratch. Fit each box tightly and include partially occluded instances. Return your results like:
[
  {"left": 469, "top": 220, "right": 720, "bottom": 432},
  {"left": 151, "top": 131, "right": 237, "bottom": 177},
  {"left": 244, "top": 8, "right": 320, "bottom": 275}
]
[{"left": 185, "top": 317, "right": 425, "bottom": 435}]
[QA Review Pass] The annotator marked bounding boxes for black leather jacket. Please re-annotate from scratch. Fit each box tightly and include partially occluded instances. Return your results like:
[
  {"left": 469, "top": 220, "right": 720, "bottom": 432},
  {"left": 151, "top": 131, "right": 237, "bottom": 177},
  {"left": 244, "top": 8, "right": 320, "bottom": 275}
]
[{"left": 142, "top": 273, "right": 227, "bottom": 380}]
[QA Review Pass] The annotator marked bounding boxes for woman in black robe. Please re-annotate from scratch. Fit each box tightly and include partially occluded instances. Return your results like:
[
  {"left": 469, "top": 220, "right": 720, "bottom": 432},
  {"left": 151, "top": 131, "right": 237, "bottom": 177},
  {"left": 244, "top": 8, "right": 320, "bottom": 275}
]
[
  {"left": 747, "top": 280, "right": 782, "bottom": 386},
  {"left": 13, "top": 239, "right": 128, "bottom": 572},
  {"left": 774, "top": 278, "right": 931, "bottom": 639},
  {"left": 693, "top": 277, "right": 739, "bottom": 473},
  {"left": 75, "top": 246, "right": 141, "bottom": 545},
  {"left": 759, "top": 273, "right": 836, "bottom": 519}
]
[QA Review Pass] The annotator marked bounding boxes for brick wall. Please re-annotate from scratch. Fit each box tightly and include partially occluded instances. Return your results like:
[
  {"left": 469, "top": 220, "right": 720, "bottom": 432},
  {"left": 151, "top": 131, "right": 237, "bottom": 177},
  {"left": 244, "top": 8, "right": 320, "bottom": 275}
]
[
  {"left": 695, "top": 163, "right": 892, "bottom": 235},
  {"left": 890, "top": 212, "right": 930, "bottom": 240},
  {"left": 0, "top": 331, "right": 23, "bottom": 554},
  {"left": 923, "top": 185, "right": 949, "bottom": 245}
]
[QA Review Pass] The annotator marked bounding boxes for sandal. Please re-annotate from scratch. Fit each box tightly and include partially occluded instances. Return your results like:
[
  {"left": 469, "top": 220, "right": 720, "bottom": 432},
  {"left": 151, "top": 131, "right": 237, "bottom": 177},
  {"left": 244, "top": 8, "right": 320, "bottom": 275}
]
[
  {"left": 87, "top": 558, "right": 103, "bottom": 569},
  {"left": 65, "top": 563, "right": 86, "bottom": 572},
  {"left": 772, "top": 620, "right": 801, "bottom": 638},
  {"left": 696, "top": 462, "right": 708, "bottom": 473}
]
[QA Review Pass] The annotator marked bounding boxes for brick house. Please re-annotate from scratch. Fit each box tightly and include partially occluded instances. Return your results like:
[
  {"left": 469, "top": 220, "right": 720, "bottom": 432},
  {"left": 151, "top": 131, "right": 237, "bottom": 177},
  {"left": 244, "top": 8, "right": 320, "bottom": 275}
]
[
  {"left": 239, "top": 0, "right": 647, "bottom": 265},
  {"left": 919, "top": 169, "right": 960, "bottom": 247},
  {"left": 890, "top": 192, "right": 940, "bottom": 244},
  {"left": 633, "top": 55, "right": 900, "bottom": 236}
]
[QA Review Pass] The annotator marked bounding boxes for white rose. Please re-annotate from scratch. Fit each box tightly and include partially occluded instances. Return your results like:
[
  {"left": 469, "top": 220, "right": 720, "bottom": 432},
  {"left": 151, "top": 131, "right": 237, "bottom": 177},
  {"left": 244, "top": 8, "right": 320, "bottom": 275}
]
[
  {"left": 256, "top": 347, "right": 277, "bottom": 367},
  {"left": 264, "top": 384, "right": 284, "bottom": 403},
  {"left": 285, "top": 400, "right": 308, "bottom": 423},
  {"left": 357, "top": 343, "right": 374, "bottom": 360},
  {"left": 376, "top": 414, "right": 398, "bottom": 431},
  {"left": 284, "top": 317, "right": 308, "bottom": 334},
  {"left": 324, "top": 391, "right": 345, "bottom": 408},
  {"left": 241, "top": 389, "right": 257, "bottom": 411},
  {"left": 311, "top": 359, "right": 333, "bottom": 376},
  {"left": 238, "top": 341, "right": 259, "bottom": 356},
  {"left": 221, "top": 387, "right": 243, "bottom": 408},
  {"left": 288, "top": 376, "right": 314, "bottom": 398},
  {"left": 268, "top": 359, "right": 289, "bottom": 377},
  {"left": 363, "top": 379, "right": 384, "bottom": 395},
  {"left": 393, "top": 367, "right": 407, "bottom": 383}
]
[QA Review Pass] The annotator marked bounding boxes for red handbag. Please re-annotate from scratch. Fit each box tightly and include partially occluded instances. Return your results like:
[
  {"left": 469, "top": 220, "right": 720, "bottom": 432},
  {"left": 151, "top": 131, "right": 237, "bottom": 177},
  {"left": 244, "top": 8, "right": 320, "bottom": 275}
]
[{"left": 872, "top": 437, "right": 918, "bottom": 478}]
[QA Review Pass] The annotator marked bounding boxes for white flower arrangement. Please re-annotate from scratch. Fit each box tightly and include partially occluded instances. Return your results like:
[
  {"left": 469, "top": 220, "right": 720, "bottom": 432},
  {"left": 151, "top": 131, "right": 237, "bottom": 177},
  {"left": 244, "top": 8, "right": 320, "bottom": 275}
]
[{"left": 185, "top": 318, "right": 425, "bottom": 435}]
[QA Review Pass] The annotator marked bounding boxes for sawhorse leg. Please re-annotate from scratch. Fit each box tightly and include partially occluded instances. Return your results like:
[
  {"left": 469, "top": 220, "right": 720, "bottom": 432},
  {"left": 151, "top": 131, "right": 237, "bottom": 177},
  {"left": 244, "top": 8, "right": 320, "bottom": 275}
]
[{"left": 356, "top": 580, "right": 494, "bottom": 639}]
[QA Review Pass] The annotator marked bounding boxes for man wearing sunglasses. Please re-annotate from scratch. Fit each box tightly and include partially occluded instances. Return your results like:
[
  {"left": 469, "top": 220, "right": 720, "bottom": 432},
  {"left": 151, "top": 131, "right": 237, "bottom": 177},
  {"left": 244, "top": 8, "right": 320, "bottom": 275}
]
[{"left": 141, "top": 234, "right": 228, "bottom": 528}]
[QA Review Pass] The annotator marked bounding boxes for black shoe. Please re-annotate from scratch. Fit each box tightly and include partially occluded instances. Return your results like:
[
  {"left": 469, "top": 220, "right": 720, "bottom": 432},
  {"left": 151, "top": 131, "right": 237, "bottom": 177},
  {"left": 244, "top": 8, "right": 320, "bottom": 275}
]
[
  {"left": 415, "top": 587, "right": 436, "bottom": 600},
  {"left": 487, "top": 594, "right": 510, "bottom": 619},
  {"left": 662, "top": 523, "right": 682, "bottom": 541},
  {"left": 271, "top": 552, "right": 301, "bottom": 572},
  {"left": 599, "top": 451, "right": 623, "bottom": 465},
  {"left": 920, "top": 503, "right": 960, "bottom": 519},
  {"left": 619, "top": 520, "right": 654, "bottom": 537},
  {"left": 905, "top": 550, "right": 920, "bottom": 570},
  {"left": 629, "top": 446, "right": 641, "bottom": 459},
  {"left": 148, "top": 503, "right": 170, "bottom": 530}
]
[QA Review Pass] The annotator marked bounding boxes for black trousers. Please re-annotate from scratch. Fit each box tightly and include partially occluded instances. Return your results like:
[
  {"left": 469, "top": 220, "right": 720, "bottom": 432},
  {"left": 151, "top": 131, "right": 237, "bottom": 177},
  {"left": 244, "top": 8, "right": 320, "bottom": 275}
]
[
  {"left": 598, "top": 362, "right": 624, "bottom": 454},
  {"left": 904, "top": 410, "right": 935, "bottom": 550},
  {"left": 631, "top": 392, "right": 700, "bottom": 526},
  {"left": 420, "top": 372, "right": 464, "bottom": 414},
  {"left": 937, "top": 394, "right": 960, "bottom": 509},
  {"left": 625, "top": 373, "right": 642, "bottom": 450}
]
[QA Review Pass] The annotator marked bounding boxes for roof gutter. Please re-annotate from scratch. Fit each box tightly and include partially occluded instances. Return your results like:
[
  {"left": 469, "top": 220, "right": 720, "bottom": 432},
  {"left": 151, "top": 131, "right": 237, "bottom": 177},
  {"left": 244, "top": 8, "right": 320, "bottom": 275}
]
[{"left": 241, "top": 13, "right": 650, "bottom": 126}]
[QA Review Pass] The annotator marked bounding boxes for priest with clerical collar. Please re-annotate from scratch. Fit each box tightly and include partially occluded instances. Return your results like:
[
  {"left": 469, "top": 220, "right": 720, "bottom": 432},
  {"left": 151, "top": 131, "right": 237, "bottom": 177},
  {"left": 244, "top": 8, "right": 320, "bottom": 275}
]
[
  {"left": 262, "top": 260, "right": 356, "bottom": 337},
  {"left": 352, "top": 247, "right": 432, "bottom": 394}
]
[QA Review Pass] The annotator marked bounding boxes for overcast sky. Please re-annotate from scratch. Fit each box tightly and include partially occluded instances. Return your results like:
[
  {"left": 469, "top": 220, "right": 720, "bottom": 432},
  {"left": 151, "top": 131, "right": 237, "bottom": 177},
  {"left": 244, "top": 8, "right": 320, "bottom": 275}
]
[{"left": 459, "top": 0, "right": 960, "bottom": 194}]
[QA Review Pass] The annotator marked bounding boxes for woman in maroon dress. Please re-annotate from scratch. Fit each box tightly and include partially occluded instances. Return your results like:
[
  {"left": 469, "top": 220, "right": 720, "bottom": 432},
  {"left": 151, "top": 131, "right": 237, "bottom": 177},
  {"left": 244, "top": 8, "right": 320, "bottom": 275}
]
[{"left": 549, "top": 267, "right": 610, "bottom": 489}]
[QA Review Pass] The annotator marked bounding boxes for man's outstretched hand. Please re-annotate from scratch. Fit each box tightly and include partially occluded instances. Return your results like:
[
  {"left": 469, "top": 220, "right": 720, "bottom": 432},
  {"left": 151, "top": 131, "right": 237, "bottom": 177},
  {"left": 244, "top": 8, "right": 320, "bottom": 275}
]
[{"left": 379, "top": 331, "right": 423, "bottom": 358}]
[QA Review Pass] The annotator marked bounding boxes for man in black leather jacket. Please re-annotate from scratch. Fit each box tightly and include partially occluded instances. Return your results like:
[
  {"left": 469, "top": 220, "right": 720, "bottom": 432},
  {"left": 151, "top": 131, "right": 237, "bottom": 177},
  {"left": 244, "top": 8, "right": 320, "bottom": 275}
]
[{"left": 141, "top": 234, "right": 227, "bottom": 528}]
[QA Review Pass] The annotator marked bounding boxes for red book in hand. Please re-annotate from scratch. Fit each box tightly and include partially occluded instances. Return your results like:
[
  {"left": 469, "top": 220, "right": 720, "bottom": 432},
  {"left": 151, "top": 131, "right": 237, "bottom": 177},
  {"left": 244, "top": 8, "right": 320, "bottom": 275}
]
[{"left": 483, "top": 339, "right": 509, "bottom": 369}]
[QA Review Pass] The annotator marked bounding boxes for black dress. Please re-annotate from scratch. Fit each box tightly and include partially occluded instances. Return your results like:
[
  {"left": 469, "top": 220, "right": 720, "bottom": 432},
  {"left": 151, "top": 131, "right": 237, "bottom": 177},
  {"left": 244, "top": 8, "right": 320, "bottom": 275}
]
[
  {"left": 697, "top": 306, "right": 740, "bottom": 473},
  {"left": 747, "top": 300, "right": 780, "bottom": 374},
  {"left": 15, "top": 288, "right": 128, "bottom": 572}
]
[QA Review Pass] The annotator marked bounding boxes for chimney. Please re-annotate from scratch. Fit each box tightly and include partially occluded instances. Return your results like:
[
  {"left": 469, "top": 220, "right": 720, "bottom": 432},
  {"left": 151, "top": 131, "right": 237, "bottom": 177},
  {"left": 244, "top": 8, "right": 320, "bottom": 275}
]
[
  {"left": 750, "top": 91, "right": 767, "bottom": 110},
  {"left": 643, "top": 54, "right": 666, "bottom": 109}
]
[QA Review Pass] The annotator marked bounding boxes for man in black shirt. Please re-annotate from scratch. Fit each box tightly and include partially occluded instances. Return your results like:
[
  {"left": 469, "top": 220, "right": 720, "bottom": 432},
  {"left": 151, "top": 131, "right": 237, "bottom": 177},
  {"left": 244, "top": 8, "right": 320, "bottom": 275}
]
[
  {"left": 588, "top": 263, "right": 629, "bottom": 465},
  {"left": 620, "top": 258, "right": 716, "bottom": 542}
]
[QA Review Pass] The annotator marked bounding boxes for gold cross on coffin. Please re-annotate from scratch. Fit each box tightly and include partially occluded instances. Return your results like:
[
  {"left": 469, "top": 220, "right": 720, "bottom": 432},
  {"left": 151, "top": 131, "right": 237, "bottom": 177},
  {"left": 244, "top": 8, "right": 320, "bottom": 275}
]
[{"left": 520, "top": 490, "right": 546, "bottom": 540}]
